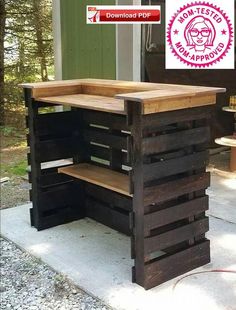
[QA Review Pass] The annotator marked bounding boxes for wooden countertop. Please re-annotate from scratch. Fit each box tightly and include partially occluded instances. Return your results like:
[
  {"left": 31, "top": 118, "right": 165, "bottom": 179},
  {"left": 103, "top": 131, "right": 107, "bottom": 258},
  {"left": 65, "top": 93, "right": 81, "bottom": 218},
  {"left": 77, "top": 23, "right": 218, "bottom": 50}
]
[
  {"left": 20, "top": 78, "right": 226, "bottom": 115},
  {"left": 37, "top": 94, "right": 125, "bottom": 115}
]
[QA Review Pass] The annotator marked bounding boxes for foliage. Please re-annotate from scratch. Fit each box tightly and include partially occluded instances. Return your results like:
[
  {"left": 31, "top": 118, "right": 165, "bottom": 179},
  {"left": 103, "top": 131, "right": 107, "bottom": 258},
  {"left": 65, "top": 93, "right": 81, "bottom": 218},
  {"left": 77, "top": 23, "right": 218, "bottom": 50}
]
[{"left": 2, "top": 0, "right": 54, "bottom": 128}]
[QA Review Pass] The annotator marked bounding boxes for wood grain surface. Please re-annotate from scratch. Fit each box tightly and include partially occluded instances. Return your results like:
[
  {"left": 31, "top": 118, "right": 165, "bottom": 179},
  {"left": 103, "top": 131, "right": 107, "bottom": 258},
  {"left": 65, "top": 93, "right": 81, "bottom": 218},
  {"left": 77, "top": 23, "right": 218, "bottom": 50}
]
[
  {"left": 37, "top": 94, "right": 125, "bottom": 114},
  {"left": 20, "top": 78, "right": 225, "bottom": 114},
  {"left": 58, "top": 163, "right": 132, "bottom": 196}
]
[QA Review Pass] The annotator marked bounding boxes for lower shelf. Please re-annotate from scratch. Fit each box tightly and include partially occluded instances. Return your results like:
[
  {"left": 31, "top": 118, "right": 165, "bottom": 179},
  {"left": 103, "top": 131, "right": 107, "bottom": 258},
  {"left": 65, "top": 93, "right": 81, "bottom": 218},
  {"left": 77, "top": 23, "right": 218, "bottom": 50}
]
[{"left": 58, "top": 163, "right": 132, "bottom": 197}]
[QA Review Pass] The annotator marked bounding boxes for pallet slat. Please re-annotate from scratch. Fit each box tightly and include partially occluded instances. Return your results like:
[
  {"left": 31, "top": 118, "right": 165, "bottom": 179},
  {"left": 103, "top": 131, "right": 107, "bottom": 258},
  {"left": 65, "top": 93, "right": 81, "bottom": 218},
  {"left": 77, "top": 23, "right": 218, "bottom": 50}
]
[
  {"left": 144, "top": 196, "right": 209, "bottom": 234},
  {"left": 83, "top": 110, "right": 129, "bottom": 131},
  {"left": 38, "top": 173, "right": 74, "bottom": 189},
  {"left": 85, "top": 183, "right": 132, "bottom": 212},
  {"left": 38, "top": 184, "right": 82, "bottom": 211},
  {"left": 143, "top": 127, "right": 210, "bottom": 155},
  {"left": 34, "top": 111, "right": 79, "bottom": 136},
  {"left": 90, "top": 144, "right": 110, "bottom": 160},
  {"left": 86, "top": 197, "right": 130, "bottom": 235},
  {"left": 143, "top": 151, "right": 208, "bottom": 182},
  {"left": 37, "top": 206, "right": 84, "bottom": 231},
  {"left": 84, "top": 128, "right": 129, "bottom": 150},
  {"left": 36, "top": 137, "right": 80, "bottom": 163},
  {"left": 144, "top": 172, "right": 210, "bottom": 206},
  {"left": 90, "top": 144, "right": 130, "bottom": 166},
  {"left": 143, "top": 240, "right": 210, "bottom": 289},
  {"left": 142, "top": 106, "right": 212, "bottom": 129},
  {"left": 144, "top": 217, "right": 209, "bottom": 254}
]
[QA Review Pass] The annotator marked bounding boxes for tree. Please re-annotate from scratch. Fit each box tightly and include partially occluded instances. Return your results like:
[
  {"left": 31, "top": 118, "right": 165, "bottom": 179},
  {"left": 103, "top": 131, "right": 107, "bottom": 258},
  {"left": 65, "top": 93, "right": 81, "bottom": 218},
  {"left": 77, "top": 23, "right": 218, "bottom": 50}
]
[
  {"left": 32, "top": 0, "right": 49, "bottom": 81},
  {"left": 3, "top": 0, "right": 53, "bottom": 128},
  {"left": 0, "top": 0, "right": 6, "bottom": 126}
]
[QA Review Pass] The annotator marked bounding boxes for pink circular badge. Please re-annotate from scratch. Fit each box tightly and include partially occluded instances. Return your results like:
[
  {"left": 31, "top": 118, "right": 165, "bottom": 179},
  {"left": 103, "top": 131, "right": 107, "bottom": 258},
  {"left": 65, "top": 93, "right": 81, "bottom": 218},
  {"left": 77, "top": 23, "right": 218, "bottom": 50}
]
[{"left": 167, "top": 1, "right": 234, "bottom": 68}]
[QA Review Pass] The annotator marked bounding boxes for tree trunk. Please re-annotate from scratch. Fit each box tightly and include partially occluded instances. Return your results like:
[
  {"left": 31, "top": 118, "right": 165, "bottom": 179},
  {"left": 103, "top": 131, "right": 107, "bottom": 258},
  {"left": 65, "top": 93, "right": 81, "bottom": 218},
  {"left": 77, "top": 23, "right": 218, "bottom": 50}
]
[
  {"left": 0, "top": 0, "right": 6, "bottom": 126},
  {"left": 32, "top": 0, "right": 48, "bottom": 81}
]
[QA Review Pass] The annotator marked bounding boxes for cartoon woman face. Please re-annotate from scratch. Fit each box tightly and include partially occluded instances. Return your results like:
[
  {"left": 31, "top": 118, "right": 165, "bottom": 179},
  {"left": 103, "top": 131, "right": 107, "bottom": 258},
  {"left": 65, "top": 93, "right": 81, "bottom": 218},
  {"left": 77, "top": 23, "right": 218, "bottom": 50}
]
[
  {"left": 184, "top": 16, "right": 216, "bottom": 51},
  {"left": 189, "top": 22, "right": 211, "bottom": 46}
]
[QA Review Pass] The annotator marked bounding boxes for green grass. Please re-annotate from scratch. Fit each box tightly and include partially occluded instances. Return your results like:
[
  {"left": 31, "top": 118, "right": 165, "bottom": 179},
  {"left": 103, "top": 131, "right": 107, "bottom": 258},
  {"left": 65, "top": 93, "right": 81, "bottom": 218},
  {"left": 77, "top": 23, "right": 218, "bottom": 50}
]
[
  {"left": 0, "top": 126, "right": 17, "bottom": 136},
  {"left": 1, "top": 160, "right": 28, "bottom": 177}
]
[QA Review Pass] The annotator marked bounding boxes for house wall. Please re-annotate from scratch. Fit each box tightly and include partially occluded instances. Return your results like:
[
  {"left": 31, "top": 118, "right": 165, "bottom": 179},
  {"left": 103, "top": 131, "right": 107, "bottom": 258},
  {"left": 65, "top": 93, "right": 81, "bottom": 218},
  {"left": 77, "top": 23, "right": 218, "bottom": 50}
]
[
  {"left": 53, "top": 0, "right": 141, "bottom": 81},
  {"left": 60, "top": 0, "right": 116, "bottom": 80}
]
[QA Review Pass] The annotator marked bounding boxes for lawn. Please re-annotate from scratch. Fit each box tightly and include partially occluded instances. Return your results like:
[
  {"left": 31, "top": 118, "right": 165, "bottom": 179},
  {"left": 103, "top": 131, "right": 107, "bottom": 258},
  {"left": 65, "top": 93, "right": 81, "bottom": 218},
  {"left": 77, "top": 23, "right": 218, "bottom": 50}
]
[{"left": 0, "top": 127, "right": 30, "bottom": 209}]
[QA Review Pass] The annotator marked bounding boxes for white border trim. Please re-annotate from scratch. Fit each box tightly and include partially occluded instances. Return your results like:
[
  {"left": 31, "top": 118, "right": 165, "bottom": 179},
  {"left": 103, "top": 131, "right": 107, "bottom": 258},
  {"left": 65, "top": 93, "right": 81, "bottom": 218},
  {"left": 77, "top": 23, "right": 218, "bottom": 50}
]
[
  {"left": 52, "top": 0, "right": 62, "bottom": 80},
  {"left": 133, "top": 24, "right": 141, "bottom": 81},
  {"left": 133, "top": 0, "right": 141, "bottom": 81}
]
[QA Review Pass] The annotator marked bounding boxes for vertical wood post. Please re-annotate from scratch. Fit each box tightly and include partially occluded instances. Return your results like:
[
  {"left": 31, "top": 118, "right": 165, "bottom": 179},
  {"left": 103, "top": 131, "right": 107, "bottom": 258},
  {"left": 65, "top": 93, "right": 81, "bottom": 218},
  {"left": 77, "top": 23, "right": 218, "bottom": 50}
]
[
  {"left": 128, "top": 100, "right": 145, "bottom": 286},
  {"left": 24, "top": 88, "right": 41, "bottom": 228}
]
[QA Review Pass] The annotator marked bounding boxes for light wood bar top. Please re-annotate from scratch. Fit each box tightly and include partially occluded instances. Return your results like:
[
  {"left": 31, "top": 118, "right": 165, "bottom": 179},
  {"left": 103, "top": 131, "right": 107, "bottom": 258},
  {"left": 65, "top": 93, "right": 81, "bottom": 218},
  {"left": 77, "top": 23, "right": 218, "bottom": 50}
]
[
  {"left": 37, "top": 94, "right": 125, "bottom": 115},
  {"left": 58, "top": 163, "right": 132, "bottom": 197},
  {"left": 20, "top": 78, "right": 226, "bottom": 115}
]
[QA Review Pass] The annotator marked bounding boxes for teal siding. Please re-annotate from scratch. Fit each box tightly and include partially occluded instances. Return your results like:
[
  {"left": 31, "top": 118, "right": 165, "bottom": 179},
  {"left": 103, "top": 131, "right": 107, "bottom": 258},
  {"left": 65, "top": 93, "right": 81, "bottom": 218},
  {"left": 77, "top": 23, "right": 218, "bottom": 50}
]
[{"left": 60, "top": 0, "right": 116, "bottom": 79}]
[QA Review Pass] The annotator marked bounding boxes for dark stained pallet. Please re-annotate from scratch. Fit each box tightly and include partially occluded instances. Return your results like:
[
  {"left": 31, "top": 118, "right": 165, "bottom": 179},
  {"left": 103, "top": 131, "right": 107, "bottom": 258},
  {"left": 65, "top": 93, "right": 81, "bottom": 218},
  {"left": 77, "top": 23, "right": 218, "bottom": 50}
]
[
  {"left": 143, "top": 126, "right": 210, "bottom": 155},
  {"left": 37, "top": 183, "right": 83, "bottom": 212},
  {"left": 85, "top": 183, "right": 132, "bottom": 212},
  {"left": 35, "top": 137, "right": 80, "bottom": 163},
  {"left": 34, "top": 110, "right": 79, "bottom": 136},
  {"left": 143, "top": 150, "right": 208, "bottom": 182},
  {"left": 127, "top": 101, "right": 212, "bottom": 289},
  {"left": 89, "top": 144, "right": 130, "bottom": 166},
  {"left": 144, "top": 217, "right": 209, "bottom": 254},
  {"left": 142, "top": 106, "right": 212, "bottom": 129},
  {"left": 143, "top": 239, "right": 210, "bottom": 289},
  {"left": 84, "top": 127, "right": 129, "bottom": 150},
  {"left": 37, "top": 205, "right": 85, "bottom": 231},
  {"left": 143, "top": 196, "right": 209, "bottom": 236},
  {"left": 38, "top": 173, "right": 74, "bottom": 189},
  {"left": 144, "top": 172, "right": 210, "bottom": 206},
  {"left": 86, "top": 197, "right": 131, "bottom": 235},
  {"left": 83, "top": 109, "right": 129, "bottom": 131},
  {"left": 24, "top": 89, "right": 212, "bottom": 289}
]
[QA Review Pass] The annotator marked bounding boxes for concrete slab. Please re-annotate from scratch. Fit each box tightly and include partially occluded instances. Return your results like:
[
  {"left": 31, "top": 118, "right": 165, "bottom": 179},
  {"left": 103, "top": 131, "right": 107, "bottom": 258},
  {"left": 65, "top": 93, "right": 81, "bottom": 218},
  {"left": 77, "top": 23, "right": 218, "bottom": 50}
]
[
  {"left": 1, "top": 173, "right": 236, "bottom": 310},
  {"left": 207, "top": 173, "right": 236, "bottom": 224}
]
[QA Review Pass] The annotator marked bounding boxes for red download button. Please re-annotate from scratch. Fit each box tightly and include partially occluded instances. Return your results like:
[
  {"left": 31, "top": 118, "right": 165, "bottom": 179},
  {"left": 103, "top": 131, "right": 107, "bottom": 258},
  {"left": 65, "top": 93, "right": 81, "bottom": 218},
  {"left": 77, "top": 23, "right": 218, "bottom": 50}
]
[{"left": 99, "top": 9, "right": 160, "bottom": 22}]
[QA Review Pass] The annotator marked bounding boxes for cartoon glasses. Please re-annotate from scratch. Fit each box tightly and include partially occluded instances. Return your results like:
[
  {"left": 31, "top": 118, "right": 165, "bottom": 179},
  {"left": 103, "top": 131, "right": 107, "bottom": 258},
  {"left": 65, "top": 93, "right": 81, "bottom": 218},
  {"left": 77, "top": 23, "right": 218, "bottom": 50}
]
[{"left": 189, "top": 29, "right": 211, "bottom": 37}]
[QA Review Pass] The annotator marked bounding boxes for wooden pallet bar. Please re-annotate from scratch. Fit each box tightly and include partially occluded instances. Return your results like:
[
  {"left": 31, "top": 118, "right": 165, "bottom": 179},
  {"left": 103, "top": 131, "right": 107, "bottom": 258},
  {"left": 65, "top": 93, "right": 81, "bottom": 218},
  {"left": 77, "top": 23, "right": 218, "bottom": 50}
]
[{"left": 20, "top": 78, "right": 225, "bottom": 289}]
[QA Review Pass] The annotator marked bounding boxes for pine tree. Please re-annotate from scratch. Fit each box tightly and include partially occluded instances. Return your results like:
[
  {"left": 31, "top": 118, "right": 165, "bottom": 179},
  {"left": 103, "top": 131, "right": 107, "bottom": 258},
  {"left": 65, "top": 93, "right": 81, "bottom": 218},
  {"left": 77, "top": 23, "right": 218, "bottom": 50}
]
[{"left": 3, "top": 0, "right": 53, "bottom": 127}]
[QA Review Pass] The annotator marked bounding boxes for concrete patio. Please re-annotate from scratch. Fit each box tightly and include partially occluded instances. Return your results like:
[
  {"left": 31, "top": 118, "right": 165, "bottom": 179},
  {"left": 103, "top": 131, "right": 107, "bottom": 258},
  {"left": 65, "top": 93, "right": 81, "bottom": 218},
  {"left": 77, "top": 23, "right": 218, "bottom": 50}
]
[{"left": 1, "top": 168, "right": 236, "bottom": 310}]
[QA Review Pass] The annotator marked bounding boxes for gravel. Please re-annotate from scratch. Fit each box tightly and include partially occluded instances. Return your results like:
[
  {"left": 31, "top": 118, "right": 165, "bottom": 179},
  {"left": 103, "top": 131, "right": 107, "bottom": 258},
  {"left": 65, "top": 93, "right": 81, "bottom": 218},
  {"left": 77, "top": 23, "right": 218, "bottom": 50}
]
[{"left": 0, "top": 237, "right": 112, "bottom": 310}]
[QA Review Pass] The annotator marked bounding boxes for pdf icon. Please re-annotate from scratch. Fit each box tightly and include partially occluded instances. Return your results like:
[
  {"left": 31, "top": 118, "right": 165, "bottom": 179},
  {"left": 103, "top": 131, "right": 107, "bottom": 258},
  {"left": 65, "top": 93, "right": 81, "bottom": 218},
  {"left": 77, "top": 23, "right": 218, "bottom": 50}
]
[
  {"left": 166, "top": 0, "right": 235, "bottom": 69},
  {"left": 87, "top": 7, "right": 100, "bottom": 23}
]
